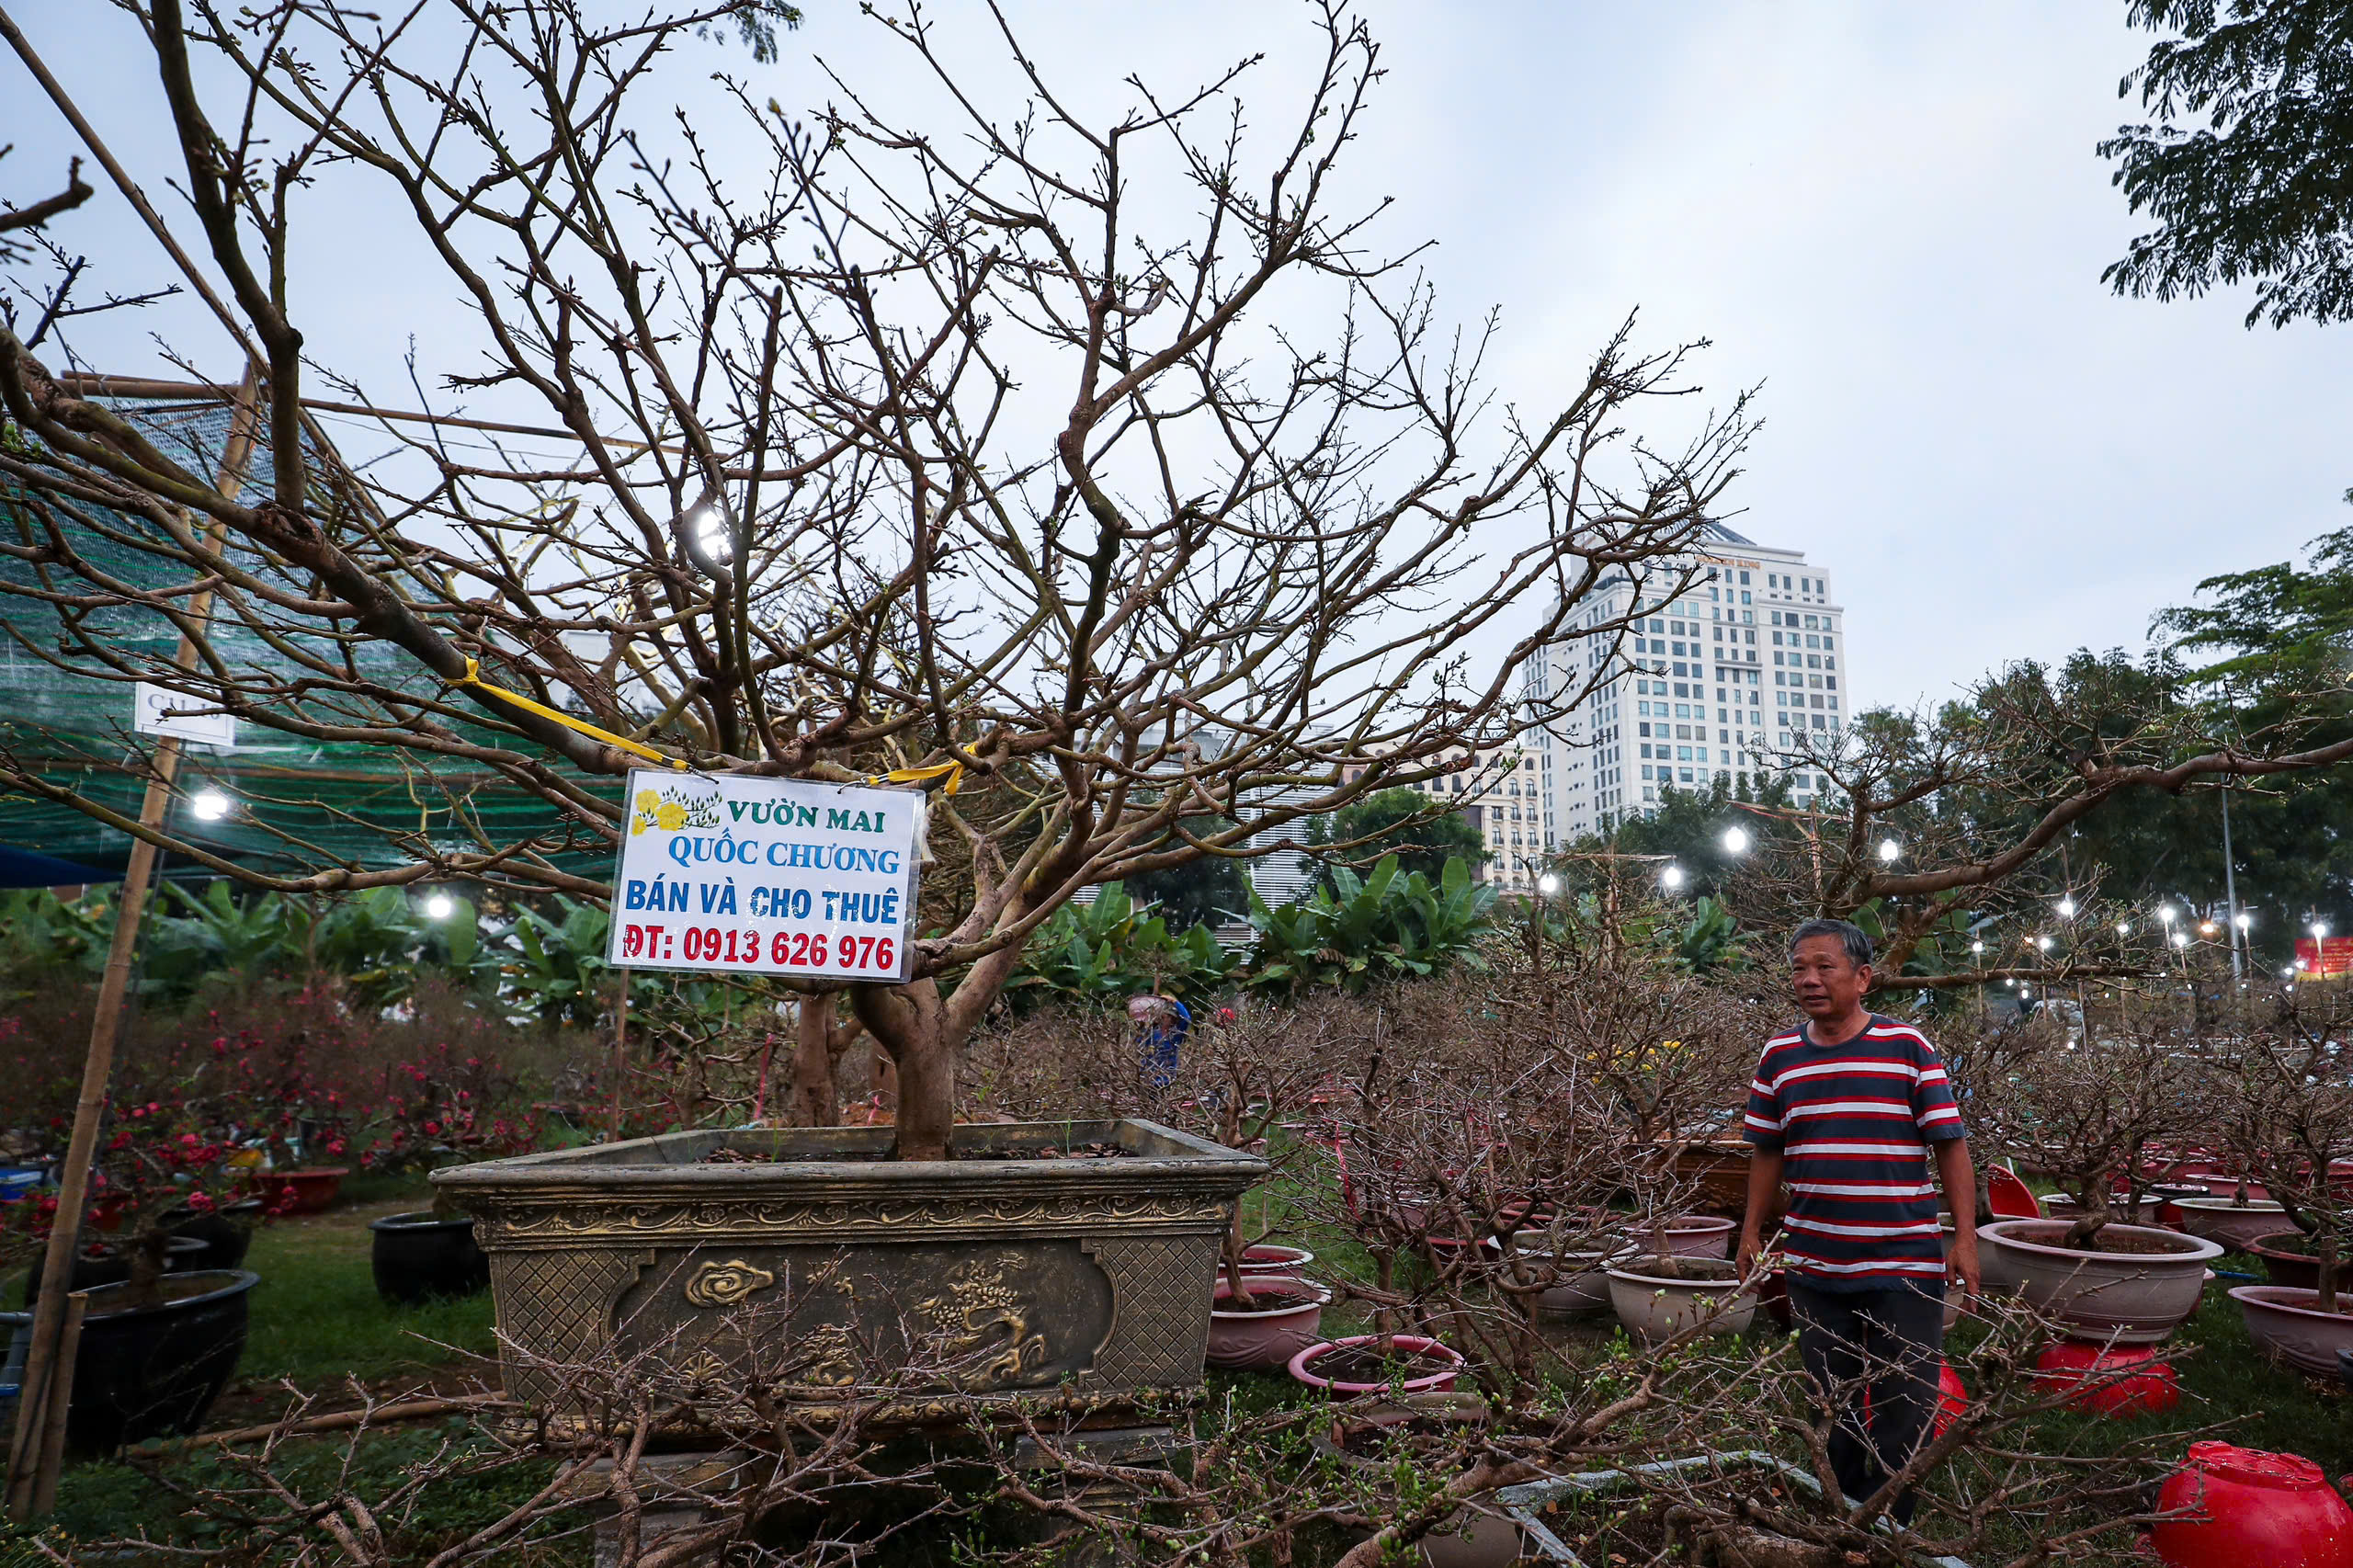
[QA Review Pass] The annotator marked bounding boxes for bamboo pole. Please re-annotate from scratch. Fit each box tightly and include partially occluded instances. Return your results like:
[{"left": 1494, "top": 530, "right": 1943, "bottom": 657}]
[
  {"left": 25, "top": 1293, "right": 84, "bottom": 1518},
  {"left": 4, "top": 374, "right": 259, "bottom": 1517},
  {"left": 608, "top": 967, "right": 631, "bottom": 1142}
]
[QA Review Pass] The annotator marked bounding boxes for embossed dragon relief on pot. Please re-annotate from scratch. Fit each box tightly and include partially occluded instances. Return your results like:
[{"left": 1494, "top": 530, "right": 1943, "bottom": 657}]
[
  {"left": 608, "top": 1241, "right": 1109, "bottom": 1402},
  {"left": 472, "top": 1191, "right": 1228, "bottom": 1244}
]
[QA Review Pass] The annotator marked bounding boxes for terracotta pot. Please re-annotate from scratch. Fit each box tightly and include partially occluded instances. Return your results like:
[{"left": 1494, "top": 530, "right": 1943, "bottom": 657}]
[
  {"left": 1605, "top": 1256, "right": 1755, "bottom": 1344},
  {"left": 1978, "top": 1220, "right": 2221, "bottom": 1345},
  {"left": 1287, "top": 1334, "right": 1464, "bottom": 1396},
  {"left": 2171, "top": 1197, "right": 2290, "bottom": 1252},
  {"left": 1235, "top": 1244, "right": 1315, "bottom": 1276},
  {"left": 1313, "top": 1393, "right": 1522, "bottom": 1568},
  {"left": 1207, "top": 1276, "right": 1331, "bottom": 1371},
  {"left": 2152, "top": 1440, "right": 2353, "bottom": 1568},
  {"left": 1619, "top": 1213, "right": 1735, "bottom": 1260},
  {"left": 2244, "top": 1230, "right": 2346, "bottom": 1294},
  {"left": 2230, "top": 1285, "right": 2353, "bottom": 1379},
  {"left": 2029, "top": 1342, "right": 2180, "bottom": 1417},
  {"left": 1505, "top": 1247, "right": 1633, "bottom": 1317},
  {"left": 252, "top": 1166, "right": 348, "bottom": 1215}
]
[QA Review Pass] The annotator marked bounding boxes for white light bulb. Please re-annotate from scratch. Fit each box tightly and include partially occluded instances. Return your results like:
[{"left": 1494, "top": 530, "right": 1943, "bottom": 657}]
[
  {"left": 1970, "top": 940, "right": 1984, "bottom": 955},
  {"left": 2172, "top": 932, "right": 2189, "bottom": 949},
  {"left": 2234, "top": 912, "right": 2252, "bottom": 930},
  {"left": 1661, "top": 864, "right": 1686, "bottom": 891},
  {"left": 190, "top": 789, "right": 232, "bottom": 822},
  {"left": 2158, "top": 905, "right": 2177, "bottom": 925},
  {"left": 1537, "top": 873, "right": 1560, "bottom": 895},
  {"left": 1722, "top": 826, "right": 1750, "bottom": 855},
  {"left": 2036, "top": 936, "right": 2053, "bottom": 952},
  {"left": 2116, "top": 921, "right": 2131, "bottom": 937},
  {"left": 425, "top": 892, "right": 455, "bottom": 920},
  {"left": 1877, "top": 839, "right": 1900, "bottom": 863},
  {"left": 2056, "top": 898, "right": 2076, "bottom": 919}
]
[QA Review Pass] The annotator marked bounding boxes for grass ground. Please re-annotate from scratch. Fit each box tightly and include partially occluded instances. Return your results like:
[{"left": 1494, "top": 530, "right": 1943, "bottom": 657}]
[{"left": 7, "top": 1171, "right": 2353, "bottom": 1564}]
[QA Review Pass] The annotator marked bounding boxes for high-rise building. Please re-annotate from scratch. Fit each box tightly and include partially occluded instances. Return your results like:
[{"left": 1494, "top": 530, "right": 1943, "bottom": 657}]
[
  {"left": 1524, "top": 523, "right": 1854, "bottom": 844},
  {"left": 1344, "top": 745, "right": 1552, "bottom": 895}
]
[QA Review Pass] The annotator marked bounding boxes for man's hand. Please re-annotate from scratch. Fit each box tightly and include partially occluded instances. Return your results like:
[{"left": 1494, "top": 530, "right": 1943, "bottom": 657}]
[
  {"left": 1736, "top": 1228, "right": 1764, "bottom": 1281},
  {"left": 1946, "top": 1229, "right": 1981, "bottom": 1299}
]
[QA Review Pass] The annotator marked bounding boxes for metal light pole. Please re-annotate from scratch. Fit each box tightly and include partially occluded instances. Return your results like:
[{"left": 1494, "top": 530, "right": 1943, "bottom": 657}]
[{"left": 2220, "top": 783, "right": 2245, "bottom": 983}]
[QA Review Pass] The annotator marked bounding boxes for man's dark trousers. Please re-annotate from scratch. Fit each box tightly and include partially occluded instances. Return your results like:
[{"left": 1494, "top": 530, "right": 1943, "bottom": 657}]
[{"left": 1785, "top": 1279, "right": 1946, "bottom": 1526}]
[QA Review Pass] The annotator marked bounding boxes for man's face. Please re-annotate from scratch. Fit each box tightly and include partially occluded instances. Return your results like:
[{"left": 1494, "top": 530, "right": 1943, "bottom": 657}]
[{"left": 1790, "top": 935, "right": 1870, "bottom": 1020}]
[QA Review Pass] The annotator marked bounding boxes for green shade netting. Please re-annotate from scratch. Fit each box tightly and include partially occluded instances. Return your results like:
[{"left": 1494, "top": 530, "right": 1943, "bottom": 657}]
[{"left": 1, "top": 394, "right": 617, "bottom": 882}]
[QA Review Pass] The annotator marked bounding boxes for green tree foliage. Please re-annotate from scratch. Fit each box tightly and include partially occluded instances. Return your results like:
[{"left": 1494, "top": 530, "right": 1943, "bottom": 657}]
[
  {"left": 1245, "top": 855, "right": 1498, "bottom": 994},
  {"left": 1002, "top": 882, "right": 1239, "bottom": 1008},
  {"left": 2102, "top": 1, "right": 2353, "bottom": 328},
  {"left": 1561, "top": 775, "right": 1795, "bottom": 898},
  {"left": 1123, "top": 818, "right": 1251, "bottom": 932},
  {"left": 1307, "top": 788, "right": 1490, "bottom": 888}
]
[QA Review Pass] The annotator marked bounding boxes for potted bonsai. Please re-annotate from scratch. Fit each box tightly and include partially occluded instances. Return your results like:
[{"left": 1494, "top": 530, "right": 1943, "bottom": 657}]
[
  {"left": 2213, "top": 1001, "right": 2353, "bottom": 1376},
  {"left": 0, "top": 1095, "right": 263, "bottom": 1450},
  {"left": 362, "top": 1049, "right": 534, "bottom": 1305},
  {"left": 1968, "top": 1013, "right": 2218, "bottom": 1343}
]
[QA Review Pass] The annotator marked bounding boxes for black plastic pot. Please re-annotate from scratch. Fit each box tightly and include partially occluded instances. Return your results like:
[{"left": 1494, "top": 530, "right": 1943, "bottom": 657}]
[
  {"left": 0, "top": 1269, "right": 257, "bottom": 1451},
  {"left": 21, "top": 1234, "right": 208, "bottom": 1308},
  {"left": 163, "top": 1199, "right": 265, "bottom": 1271},
  {"left": 369, "top": 1211, "right": 489, "bottom": 1304}
]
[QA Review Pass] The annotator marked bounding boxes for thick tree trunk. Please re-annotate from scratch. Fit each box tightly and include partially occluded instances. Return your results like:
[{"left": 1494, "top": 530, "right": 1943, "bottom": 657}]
[
  {"left": 851, "top": 978, "right": 957, "bottom": 1160},
  {"left": 790, "top": 996, "right": 840, "bottom": 1127}
]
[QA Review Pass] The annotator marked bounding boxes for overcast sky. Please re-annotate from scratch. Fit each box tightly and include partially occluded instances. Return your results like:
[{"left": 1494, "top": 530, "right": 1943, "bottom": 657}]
[{"left": 6, "top": 2, "right": 2344, "bottom": 718}]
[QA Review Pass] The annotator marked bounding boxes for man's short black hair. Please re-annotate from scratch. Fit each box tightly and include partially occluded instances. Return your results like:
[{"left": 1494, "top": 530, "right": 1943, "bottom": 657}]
[{"left": 1790, "top": 917, "right": 1872, "bottom": 971}]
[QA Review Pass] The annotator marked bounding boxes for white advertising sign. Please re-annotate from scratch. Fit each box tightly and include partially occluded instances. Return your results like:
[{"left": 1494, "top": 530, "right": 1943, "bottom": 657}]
[
  {"left": 607, "top": 768, "right": 920, "bottom": 982},
  {"left": 132, "top": 683, "right": 238, "bottom": 748}
]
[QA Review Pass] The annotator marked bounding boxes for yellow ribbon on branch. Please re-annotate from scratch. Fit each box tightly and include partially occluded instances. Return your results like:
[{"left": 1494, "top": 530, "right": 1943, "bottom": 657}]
[
  {"left": 455, "top": 657, "right": 688, "bottom": 770},
  {"left": 454, "top": 657, "right": 968, "bottom": 794},
  {"left": 869, "top": 760, "right": 964, "bottom": 796}
]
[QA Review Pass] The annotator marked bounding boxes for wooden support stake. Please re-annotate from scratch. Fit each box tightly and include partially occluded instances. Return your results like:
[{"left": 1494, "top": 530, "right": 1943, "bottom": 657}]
[
  {"left": 26, "top": 1293, "right": 85, "bottom": 1520},
  {"left": 608, "top": 966, "right": 631, "bottom": 1142},
  {"left": 4, "top": 372, "right": 258, "bottom": 1519}
]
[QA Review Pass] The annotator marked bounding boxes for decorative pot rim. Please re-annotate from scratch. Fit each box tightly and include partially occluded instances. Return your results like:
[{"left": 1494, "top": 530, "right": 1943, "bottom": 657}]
[
  {"left": 1601, "top": 1259, "right": 1750, "bottom": 1292},
  {"left": 1980, "top": 1219, "right": 2223, "bottom": 1265},
  {"left": 432, "top": 1118, "right": 1266, "bottom": 1201},
  {"left": 0, "top": 1267, "right": 259, "bottom": 1327},
  {"left": 1211, "top": 1275, "right": 1333, "bottom": 1318},
  {"left": 1286, "top": 1333, "right": 1466, "bottom": 1392},
  {"left": 1238, "top": 1243, "right": 1315, "bottom": 1267},
  {"left": 2227, "top": 1284, "right": 2353, "bottom": 1323},
  {"left": 2168, "top": 1195, "right": 2286, "bottom": 1212},
  {"left": 369, "top": 1210, "right": 481, "bottom": 1233}
]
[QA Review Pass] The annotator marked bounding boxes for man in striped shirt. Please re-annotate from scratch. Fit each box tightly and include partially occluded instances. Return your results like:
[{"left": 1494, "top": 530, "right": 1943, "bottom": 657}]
[{"left": 1736, "top": 917, "right": 1980, "bottom": 1527}]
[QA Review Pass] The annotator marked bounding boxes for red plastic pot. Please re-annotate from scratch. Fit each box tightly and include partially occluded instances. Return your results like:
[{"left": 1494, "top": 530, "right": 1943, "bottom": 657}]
[
  {"left": 2152, "top": 1442, "right": 2353, "bottom": 1568},
  {"left": 250, "top": 1166, "right": 348, "bottom": 1215},
  {"left": 1861, "top": 1361, "right": 1968, "bottom": 1437},
  {"left": 2030, "top": 1342, "right": 2181, "bottom": 1417}
]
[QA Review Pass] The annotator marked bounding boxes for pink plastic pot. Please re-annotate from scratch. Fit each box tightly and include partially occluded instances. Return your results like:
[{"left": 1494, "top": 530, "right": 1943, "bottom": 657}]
[
  {"left": 1207, "top": 1276, "right": 1332, "bottom": 1371},
  {"left": 1287, "top": 1334, "right": 1465, "bottom": 1396}
]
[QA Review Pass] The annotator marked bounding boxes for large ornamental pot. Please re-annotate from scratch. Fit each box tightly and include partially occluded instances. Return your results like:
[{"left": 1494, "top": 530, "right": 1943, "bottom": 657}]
[
  {"left": 1604, "top": 1256, "right": 1755, "bottom": 1344},
  {"left": 1206, "top": 1275, "right": 1330, "bottom": 1372},
  {"left": 1978, "top": 1220, "right": 2221, "bottom": 1345},
  {"left": 2170, "top": 1197, "right": 2290, "bottom": 1252},
  {"left": 433, "top": 1119, "right": 1265, "bottom": 1427},
  {"left": 1313, "top": 1393, "right": 1523, "bottom": 1568},
  {"left": 2228, "top": 1285, "right": 2353, "bottom": 1379},
  {"left": 369, "top": 1211, "right": 492, "bottom": 1304},
  {"left": 2245, "top": 1230, "right": 2337, "bottom": 1293},
  {"left": 0, "top": 1270, "right": 256, "bottom": 1452},
  {"left": 2151, "top": 1441, "right": 2353, "bottom": 1568}
]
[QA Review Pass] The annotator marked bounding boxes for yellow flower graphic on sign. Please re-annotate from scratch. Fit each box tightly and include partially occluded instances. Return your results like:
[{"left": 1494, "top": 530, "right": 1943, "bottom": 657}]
[{"left": 630, "top": 785, "right": 720, "bottom": 837}]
